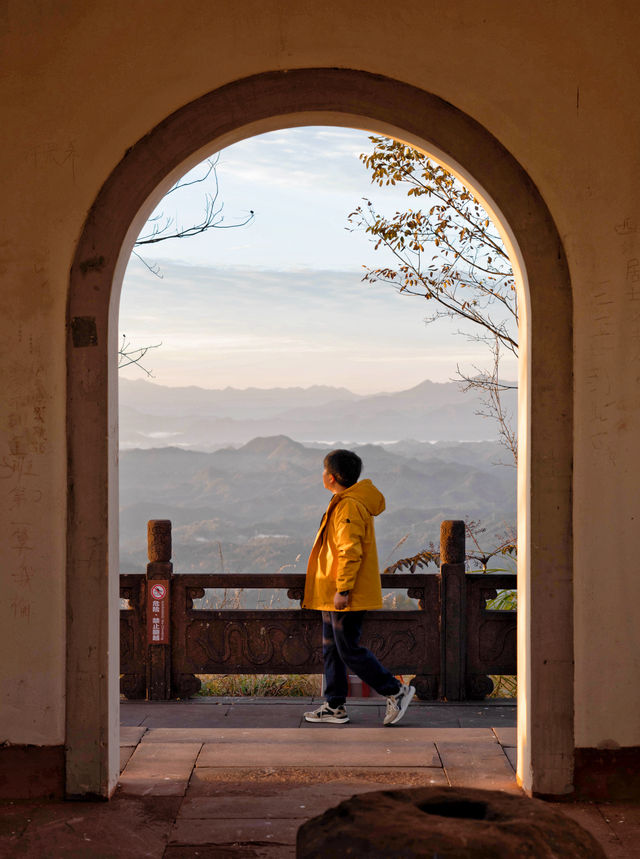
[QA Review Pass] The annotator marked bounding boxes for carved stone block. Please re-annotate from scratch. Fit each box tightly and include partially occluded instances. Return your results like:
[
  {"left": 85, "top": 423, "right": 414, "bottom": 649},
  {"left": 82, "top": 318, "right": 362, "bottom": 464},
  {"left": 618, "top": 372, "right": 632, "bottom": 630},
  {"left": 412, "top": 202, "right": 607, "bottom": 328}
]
[
  {"left": 478, "top": 620, "right": 517, "bottom": 666},
  {"left": 297, "top": 786, "right": 607, "bottom": 858}
]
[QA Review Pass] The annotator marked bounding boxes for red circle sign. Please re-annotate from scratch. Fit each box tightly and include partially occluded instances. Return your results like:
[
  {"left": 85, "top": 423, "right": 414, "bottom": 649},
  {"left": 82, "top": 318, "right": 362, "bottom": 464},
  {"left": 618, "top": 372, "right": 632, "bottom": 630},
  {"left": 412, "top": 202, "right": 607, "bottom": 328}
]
[{"left": 151, "top": 584, "right": 167, "bottom": 600}]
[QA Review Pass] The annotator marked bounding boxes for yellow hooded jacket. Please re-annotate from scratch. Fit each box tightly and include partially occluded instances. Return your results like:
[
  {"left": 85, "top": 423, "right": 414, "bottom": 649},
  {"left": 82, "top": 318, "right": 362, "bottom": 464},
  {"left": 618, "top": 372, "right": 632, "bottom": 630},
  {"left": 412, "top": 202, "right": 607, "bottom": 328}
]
[{"left": 302, "top": 479, "right": 386, "bottom": 611}]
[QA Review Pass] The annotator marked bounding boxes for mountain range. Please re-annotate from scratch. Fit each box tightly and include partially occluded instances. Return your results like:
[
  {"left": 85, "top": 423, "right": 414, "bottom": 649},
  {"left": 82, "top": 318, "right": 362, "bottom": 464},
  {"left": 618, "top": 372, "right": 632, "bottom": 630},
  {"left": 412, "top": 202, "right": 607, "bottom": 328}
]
[{"left": 119, "top": 377, "right": 517, "bottom": 450}]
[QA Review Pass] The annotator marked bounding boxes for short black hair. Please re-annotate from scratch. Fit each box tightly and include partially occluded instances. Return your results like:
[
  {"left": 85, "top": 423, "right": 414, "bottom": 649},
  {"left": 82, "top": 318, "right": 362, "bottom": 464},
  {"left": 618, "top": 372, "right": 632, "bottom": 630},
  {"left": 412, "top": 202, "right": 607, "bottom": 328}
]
[{"left": 324, "top": 449, "right": 362, "bottom": 488}]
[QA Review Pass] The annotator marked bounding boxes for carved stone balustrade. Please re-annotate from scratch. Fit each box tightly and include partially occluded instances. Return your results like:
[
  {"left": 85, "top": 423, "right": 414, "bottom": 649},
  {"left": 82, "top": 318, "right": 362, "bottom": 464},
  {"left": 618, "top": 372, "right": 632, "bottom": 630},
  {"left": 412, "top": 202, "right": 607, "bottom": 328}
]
[{"left": 119, "top": 520, "right": 517, "bottom": 701}]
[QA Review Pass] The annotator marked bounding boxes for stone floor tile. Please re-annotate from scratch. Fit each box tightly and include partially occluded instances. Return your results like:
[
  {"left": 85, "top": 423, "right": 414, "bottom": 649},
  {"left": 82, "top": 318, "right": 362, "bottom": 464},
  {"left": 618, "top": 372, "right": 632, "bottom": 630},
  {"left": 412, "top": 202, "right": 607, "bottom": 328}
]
[
  {"left": 140, "top": 725, "right": 493, "bottom": 746},
  {"left": 120, "top": 725, "right": 148, "bottom": 745},
  {"left": 492, "top": 726, "right": 517, "bottom": 746},
  {"left": 196, "top": 728, "right": 441, "bottom": 768},
  {"left": 559, "top": 804, "right": 628, "bottom": 859},
  {"left": 179, "top": 794, "right": 330, "bottom": 820},
  {"left": 600, "top": 803, "right": 640, "bottom": 859},
  {"left": 141, "top": 728, "right": 230, "bottom": 743},
  {"left": 225, "top": 705, "right": 305, "bottom": 728},
  {"left": 399, "top": 708, "right": 466, "bottom": 727},
  {"left": 457, "top": 717, "right": 517, "bottom": 728},
  {"left": 164, "top": 846, "right": 295, "bottom": 858},
  {"left": 179, "top": 776, "right": 451, "bottom": 823},
  {"left": 119, "top": 704, "right": 150, "bottom": 727},
  {"left": 195, "top": 742, "right": 439, "bottom": 768},
  {"left": 457, "top": 709, "right": 517, "bottom": 728},
  {"left": 121, "top": 699, "right": 517, "bottom": 730},
  {"left": 120, "top": 746, "right": 136, "bottom": 773},
  {"left": 503, "top": 746, "right": 517, "bottom": 771},
  {"left": 0, "top": 799, "right": 38, "bottom": 850},
  {"left": 560, "top": 803, "right": 640, "bottom": 859},
  {"left": 142, "top": 710, "right": 231, "bottom": 729},
  {"left": 1, "top": 796, "right": 180, "bottom": 859},
  {"left": 141, "top": 704, "right": 231, "bottom": 729},
  {"left": 179, "top": 780, "right": 408, "bottom": 822},
  {"left": 187, "top": 767, "right": 448, "bottom": 796},
  {"left": 169, "top": 816, "right": 300, "bottom": 846},
  {"left": 435, "top": 740, "right": 519, "bottom": 792},
  {"left": 0, "top": 799, "right": 38, "bottom": 828},
  {"left": 118, "top": 742, "right": 202, "bottom": 796},
  {"left": 201, "top": 726, "right": 491, "bottom": 744}
]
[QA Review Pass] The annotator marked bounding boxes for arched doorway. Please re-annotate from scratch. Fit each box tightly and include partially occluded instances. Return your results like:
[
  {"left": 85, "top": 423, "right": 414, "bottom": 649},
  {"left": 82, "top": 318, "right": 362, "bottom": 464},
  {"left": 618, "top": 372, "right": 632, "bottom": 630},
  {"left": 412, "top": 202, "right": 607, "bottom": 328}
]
[{"left": 67, "top": 69, "right": 572, "bottom": 798}]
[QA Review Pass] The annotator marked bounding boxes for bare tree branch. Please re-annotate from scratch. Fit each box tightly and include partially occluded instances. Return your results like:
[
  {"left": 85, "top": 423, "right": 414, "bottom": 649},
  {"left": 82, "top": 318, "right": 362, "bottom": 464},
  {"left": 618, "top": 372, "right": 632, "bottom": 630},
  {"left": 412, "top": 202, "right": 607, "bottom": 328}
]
[
  {"left": 457, "top": 336, "right": 518, "bottom": 465},
  {"left": 118, "top": 335, "right": 162, "bottom": 378},
  {"left": 120, "top": 156, "right": 254, "bottom": 374},
  {"left": 464, "top": 520, "right": 517, "bottom": 572},
  {"left": 130, "top": 249, "right": 163, "bottom": 279},
  {"left": 135, "top": 156, "right": 254, "bottom": 258}
]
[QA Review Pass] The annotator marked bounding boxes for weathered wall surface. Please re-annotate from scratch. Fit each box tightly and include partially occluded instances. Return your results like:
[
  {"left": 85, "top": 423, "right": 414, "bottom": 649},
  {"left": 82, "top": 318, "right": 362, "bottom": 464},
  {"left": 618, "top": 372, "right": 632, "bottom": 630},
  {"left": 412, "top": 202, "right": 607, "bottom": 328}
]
[{"left": 1, "top": 1, "right": 639, "bottom": 756}]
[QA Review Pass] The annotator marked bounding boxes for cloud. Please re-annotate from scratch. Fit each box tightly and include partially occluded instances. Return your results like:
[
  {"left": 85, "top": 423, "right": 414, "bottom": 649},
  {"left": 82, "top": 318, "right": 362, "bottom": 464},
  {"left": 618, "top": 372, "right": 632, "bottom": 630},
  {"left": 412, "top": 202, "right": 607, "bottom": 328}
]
[
  {"left": 165, "top": 332, "right": 336, "bottom": 355},
  {"left": 119, "top": 259, "right": 509, "bottom": 392},
  {"left": 133, "top": 125, "right": 417, "bottom": 273},
  {"left": 216, "top": 127, "right": 389, "bottom": 196},
  {"left": 121, "top": 127, "right": 515, "bottom": 391}
]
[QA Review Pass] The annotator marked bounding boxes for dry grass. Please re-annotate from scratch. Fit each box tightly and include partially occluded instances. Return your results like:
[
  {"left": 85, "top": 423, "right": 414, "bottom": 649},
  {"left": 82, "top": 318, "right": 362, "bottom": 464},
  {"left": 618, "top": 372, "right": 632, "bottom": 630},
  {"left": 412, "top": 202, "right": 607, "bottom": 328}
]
[
  {"left": 196, "top": 672, "right": 513, "bottom": 699},
  {"left": 196, "top": 673, "right": 323, "bottom": 697}
]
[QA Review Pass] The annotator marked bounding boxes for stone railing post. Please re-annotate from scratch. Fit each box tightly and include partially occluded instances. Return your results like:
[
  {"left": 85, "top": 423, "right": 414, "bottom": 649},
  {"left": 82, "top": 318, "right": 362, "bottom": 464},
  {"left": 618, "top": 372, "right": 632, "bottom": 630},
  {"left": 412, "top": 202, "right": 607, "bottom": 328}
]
[
  {"left": 146, "top": 519, "right": 173, "bottom": 700},
  {"left": 440, "top": 520, "right": 466, "bottom": 701}
]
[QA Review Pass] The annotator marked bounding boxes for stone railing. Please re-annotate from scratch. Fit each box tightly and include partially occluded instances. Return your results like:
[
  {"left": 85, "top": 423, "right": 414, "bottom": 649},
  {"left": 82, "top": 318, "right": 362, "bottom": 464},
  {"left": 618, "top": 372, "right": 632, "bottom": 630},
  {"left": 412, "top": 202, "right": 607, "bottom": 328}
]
[{"left": 120, "top": 520, "right": 516, "bottom": 701}]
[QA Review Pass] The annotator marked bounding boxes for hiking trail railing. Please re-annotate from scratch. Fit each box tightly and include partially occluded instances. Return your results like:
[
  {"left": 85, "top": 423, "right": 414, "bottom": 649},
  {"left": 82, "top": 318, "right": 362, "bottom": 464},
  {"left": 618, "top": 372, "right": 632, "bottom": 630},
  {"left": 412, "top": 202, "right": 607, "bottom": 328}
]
[{"left": 120, "top": 520, "right": 516, "bottom": 701}]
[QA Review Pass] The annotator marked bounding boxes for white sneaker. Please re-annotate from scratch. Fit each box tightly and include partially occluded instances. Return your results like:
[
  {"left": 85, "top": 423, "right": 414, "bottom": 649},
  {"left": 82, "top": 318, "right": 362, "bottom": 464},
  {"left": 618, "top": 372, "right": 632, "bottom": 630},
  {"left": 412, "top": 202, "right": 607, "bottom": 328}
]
[
  {"left": 304, "top": 702, "right": 349, "bottom": 724},
  {"left": 383, "top": 683, "right": 415, "bottom": 726}
]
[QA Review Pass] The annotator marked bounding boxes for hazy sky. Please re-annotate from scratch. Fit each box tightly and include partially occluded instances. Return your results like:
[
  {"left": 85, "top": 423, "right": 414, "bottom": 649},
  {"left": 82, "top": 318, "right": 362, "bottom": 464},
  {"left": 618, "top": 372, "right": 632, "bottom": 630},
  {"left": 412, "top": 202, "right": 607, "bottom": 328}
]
[{"left": 119, "top": 127, "right": 517, "bottom": 393}]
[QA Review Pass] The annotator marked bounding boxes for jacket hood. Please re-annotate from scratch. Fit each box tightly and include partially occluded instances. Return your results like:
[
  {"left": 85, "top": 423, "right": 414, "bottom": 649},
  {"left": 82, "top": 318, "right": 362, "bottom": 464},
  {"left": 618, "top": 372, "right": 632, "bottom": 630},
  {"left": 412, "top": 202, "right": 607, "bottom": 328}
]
[{"left": 340, "top": 478, "right": 386, "bottom": 516}]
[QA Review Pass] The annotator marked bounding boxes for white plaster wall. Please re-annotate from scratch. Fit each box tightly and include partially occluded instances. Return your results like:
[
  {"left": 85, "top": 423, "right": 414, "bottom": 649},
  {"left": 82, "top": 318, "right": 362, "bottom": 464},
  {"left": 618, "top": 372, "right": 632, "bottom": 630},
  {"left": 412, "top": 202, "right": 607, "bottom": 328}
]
[{"left": 1, "top": 0, "right": 639, "bottom": 749}]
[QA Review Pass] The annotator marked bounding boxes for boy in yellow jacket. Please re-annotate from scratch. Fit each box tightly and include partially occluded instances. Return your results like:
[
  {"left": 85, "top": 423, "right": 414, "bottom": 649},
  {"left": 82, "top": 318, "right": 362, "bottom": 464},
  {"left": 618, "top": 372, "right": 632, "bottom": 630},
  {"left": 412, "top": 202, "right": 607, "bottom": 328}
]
[{"left": 302, "top": 449, "right": 415, "bottom": 725}]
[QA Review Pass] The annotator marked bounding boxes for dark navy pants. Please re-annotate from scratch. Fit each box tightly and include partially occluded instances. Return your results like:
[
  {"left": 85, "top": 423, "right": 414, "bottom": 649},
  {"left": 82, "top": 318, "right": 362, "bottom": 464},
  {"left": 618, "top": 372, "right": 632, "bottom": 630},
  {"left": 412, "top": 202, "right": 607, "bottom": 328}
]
[{"left": 322, "top": 610, "right": 400, "bottom": 708}]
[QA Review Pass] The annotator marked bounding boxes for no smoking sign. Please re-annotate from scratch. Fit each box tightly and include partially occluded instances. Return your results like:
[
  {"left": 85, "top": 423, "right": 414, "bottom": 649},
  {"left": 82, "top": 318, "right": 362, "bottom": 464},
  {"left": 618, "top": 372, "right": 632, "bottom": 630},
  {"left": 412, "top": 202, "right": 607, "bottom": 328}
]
[
  {"left": 151, "top": 583, "right": 167, "bottom": 601},
  {"left": 147, "top": 580, "right": 170, "bottom": 645}
]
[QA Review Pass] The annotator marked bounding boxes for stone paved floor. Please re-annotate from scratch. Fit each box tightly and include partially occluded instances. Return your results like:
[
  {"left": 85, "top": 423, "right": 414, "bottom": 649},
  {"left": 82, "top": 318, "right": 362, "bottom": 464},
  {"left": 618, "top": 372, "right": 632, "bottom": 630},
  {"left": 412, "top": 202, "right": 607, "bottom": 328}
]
[{"left": 2, "top": 698, "right": 638, "bottom": 858}]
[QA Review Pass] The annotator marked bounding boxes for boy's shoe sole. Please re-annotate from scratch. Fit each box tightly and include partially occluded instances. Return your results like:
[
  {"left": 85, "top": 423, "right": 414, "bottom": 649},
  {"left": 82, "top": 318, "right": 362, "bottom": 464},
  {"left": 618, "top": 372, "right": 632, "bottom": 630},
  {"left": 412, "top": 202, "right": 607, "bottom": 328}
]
[{"left": 304, "top": 713, "right": 349, "bottom": 725}]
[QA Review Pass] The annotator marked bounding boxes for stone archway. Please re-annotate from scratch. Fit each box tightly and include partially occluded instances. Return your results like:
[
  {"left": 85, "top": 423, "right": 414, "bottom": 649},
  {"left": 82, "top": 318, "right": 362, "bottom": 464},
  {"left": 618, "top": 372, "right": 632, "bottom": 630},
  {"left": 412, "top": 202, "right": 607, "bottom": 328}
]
[{"left": 67, "top": 69, "right": 572, "bottom": 798}]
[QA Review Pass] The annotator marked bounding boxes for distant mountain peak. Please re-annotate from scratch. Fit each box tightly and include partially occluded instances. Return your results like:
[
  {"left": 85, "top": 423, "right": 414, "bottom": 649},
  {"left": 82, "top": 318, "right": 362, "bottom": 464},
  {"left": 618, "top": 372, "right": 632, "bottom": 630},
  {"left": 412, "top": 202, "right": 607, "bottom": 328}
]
[
  {"left": 238, "top": 435, "right": 308, "bottom": 456},
  {"left": 118, "top": 376, "right": 517, "bottom": 450},
  {"left": 119, "top": 377, "right": 358, "bottom": 397}
]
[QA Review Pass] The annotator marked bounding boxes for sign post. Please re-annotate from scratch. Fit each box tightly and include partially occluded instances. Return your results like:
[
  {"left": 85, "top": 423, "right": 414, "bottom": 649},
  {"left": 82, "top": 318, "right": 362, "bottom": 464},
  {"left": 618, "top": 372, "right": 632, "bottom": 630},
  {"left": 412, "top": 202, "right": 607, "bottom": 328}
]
[
  {"left": 440, "top": 520, "right": 467, "bottom": 701},
  {"left": 146, "top": 520, "right": 173, "bottom": 700}
]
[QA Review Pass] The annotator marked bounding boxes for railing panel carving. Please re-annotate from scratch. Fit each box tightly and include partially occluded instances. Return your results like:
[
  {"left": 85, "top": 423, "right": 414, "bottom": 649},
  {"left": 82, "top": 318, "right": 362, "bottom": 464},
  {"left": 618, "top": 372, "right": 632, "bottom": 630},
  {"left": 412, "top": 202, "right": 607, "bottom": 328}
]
[
  {"left": 465, "top": 574, "right": 517, "bottom": 697},
  {"left": 119, "top": 574, "right": 146, "bottom": 699},
  {"left": 183, "top": 611, "right": 321, "bottom": 673},
  {"left": 478, "top": 618, "right": 517, "bottom": 665},
  {"left": 169, "top": 573, "right": 441, "bottom": 699}
]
